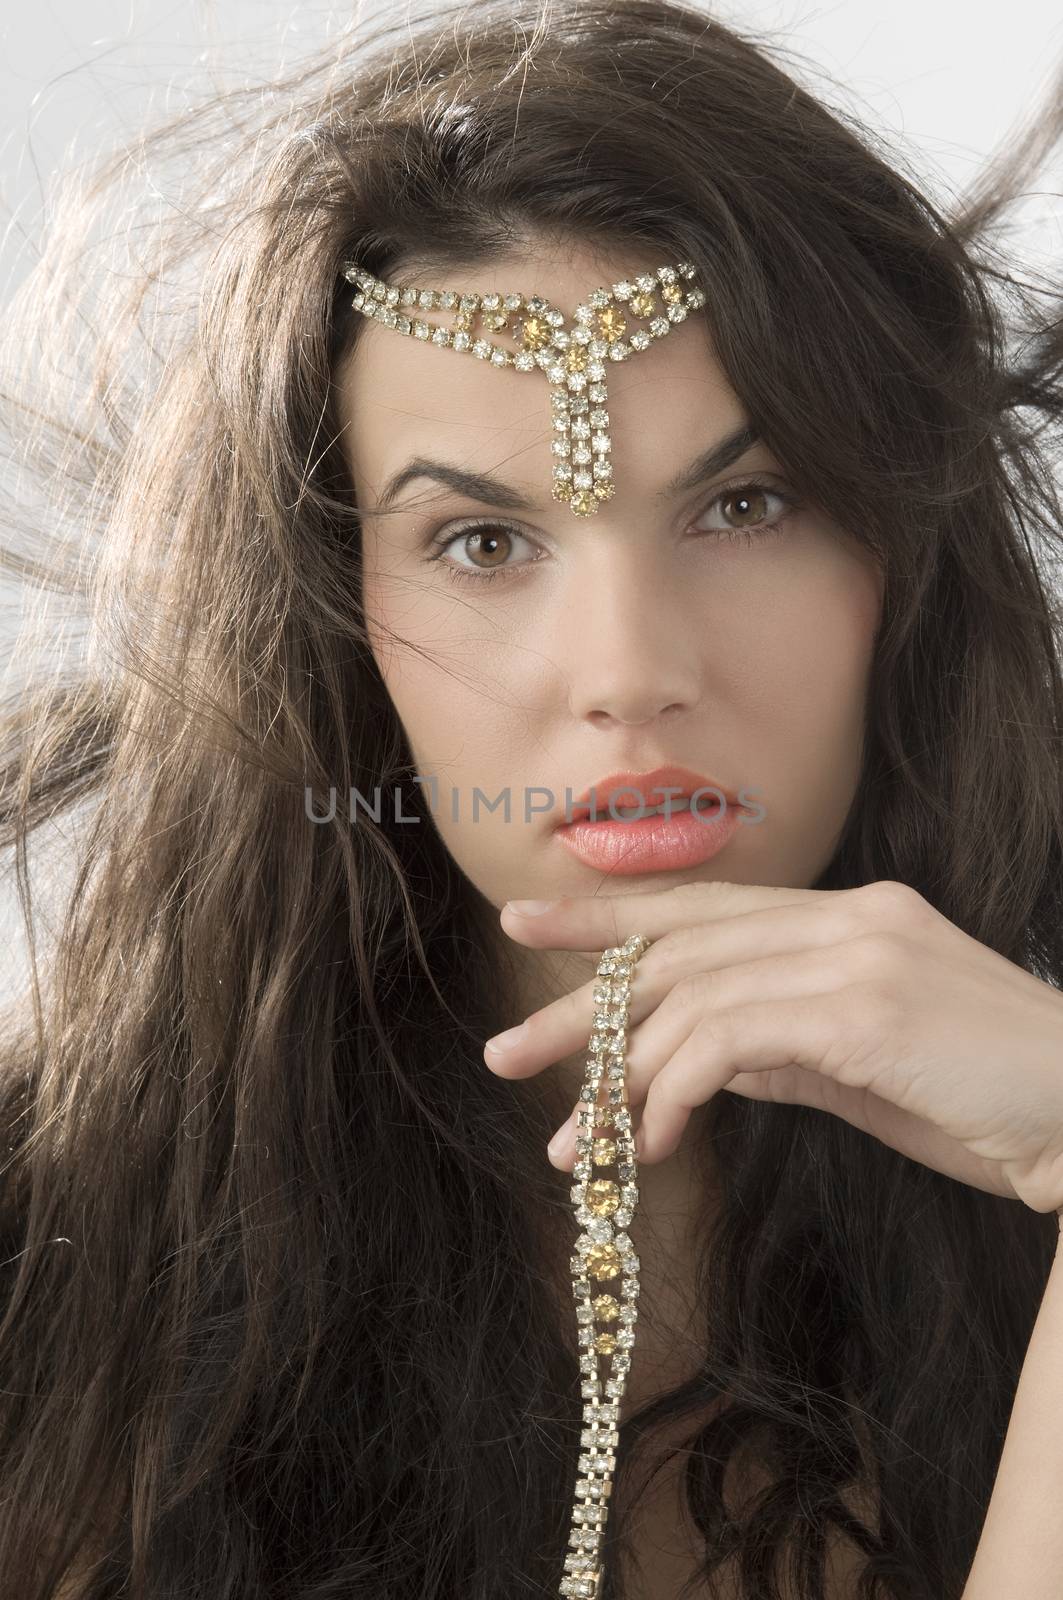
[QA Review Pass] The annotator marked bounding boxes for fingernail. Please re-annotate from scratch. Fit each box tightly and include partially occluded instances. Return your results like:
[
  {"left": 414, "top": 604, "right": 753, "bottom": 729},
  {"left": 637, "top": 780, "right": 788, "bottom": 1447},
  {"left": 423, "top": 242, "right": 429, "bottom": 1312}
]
[
  {"left": 485, "top": 1021, "right": 530, "bottom": 1054},
  {"left": 547, "top": 1125, "right": 568, "bottom": 1160},
  {"left": 504, "top": 899, "right": 558, "bottom": 916}
]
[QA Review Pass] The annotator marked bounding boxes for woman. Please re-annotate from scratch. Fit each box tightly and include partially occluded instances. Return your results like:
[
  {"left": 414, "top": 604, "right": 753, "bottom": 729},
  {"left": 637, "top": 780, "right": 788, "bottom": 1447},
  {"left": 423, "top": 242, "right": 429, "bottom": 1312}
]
[{"left": 2, "top": 0, "right": 1063, "bottom": 1595}]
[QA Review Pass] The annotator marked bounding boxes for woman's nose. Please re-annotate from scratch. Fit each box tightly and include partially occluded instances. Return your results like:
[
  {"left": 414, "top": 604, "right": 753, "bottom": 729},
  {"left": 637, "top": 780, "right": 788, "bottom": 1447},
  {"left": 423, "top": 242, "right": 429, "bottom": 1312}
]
[{"left": 562, "top": 550, "right": 703, "bottom": 727}]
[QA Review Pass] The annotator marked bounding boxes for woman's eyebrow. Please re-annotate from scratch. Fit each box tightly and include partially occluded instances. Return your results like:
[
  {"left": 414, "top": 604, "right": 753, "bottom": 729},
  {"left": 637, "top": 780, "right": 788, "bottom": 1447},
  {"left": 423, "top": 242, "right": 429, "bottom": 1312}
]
[
  {"left": 662, "top": 421, "right": 762, "bottom": 499},
  {"left": 372, "top": 420, "right": 762, "bottom": 513}
]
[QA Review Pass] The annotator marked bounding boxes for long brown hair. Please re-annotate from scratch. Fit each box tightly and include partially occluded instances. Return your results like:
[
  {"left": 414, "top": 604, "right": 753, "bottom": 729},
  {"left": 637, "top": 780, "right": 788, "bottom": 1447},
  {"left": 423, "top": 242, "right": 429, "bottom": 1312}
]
[{"left": 3, "top": 2, "right": 1063, "bottom": 1595}]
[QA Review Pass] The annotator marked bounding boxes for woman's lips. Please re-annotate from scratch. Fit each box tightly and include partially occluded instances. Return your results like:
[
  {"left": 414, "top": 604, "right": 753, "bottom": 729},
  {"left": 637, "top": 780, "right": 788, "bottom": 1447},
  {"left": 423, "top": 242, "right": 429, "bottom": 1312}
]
[
  {"left": 553, "top": 796, "right": 746, "bottom": 875},
  {"left": 563, "top": 765, "right": 740, "bottom": 823}
]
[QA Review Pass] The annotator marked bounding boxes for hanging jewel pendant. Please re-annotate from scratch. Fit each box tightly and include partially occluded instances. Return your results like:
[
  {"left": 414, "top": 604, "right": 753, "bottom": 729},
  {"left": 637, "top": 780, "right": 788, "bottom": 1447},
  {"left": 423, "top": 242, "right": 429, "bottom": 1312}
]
[{"left": 340, "top": 260, "right": 707, "bottom": 518}]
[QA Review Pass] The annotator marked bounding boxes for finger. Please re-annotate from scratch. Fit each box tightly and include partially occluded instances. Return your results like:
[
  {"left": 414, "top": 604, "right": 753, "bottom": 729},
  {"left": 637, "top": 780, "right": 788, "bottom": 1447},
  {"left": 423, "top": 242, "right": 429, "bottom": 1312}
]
[
  {"left": 717, "top": 1069, "right": 1002, "bottom": 1198},
  {"left": 544, "top": 951, "right": 850, "bottom": 1168},
  {"left": 636, "top": 991, "right": 848, "bottom": 1162},
  {"left": 719, "top": 1064, "right": 891, "bottom": 1139},
  {"left": 547, "top": 953, "right": 858, "bottom": 1171},
  {"left": 548, "top": 1060, "right": 877, "bottom": 1171},
  {"left": 486, "top": 903, "right": 864, "bottom": 1079},
  {"left": 623, "top": 943, "right": 869, "bottom": 1106},
  {"left": 546, "top": 1102, "right": 582, "bottom": 1167},
  {"left": 500, "top": 878, "right": 829, "bottom": 953},
  {"left": 484, "top": 974, "right": 601, "bottom": 1076}
]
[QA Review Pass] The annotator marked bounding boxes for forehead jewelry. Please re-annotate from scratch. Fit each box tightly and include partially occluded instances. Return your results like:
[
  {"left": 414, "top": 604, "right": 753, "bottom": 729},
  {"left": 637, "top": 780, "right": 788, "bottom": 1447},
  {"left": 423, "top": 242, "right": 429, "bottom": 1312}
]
[
  {"left": 559, "top": 932, "right": 651, "bottom": 1599},
  {"left": 340, "top": 258, "right": 707, "bottom": 517}
]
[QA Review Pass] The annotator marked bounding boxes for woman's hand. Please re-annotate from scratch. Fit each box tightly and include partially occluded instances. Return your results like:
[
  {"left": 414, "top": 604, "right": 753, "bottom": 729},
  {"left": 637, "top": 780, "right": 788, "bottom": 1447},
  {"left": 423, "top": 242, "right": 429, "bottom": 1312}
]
[{"left": 482, "top": 879, "right": 1063, "bottom": 1220}]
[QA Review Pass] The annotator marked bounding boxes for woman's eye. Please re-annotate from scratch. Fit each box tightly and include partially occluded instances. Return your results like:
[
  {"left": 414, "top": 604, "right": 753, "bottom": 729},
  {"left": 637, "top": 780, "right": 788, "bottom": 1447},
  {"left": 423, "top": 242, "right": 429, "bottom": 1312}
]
[
  {"left": 426, "top": 524, "right": 540, "bottom": 586},
  {"left": 694, "top": 481, "right": 800, "bottom": 541},
  {"left": 425, "top": 479, "right": 800, "bottom": 587}
]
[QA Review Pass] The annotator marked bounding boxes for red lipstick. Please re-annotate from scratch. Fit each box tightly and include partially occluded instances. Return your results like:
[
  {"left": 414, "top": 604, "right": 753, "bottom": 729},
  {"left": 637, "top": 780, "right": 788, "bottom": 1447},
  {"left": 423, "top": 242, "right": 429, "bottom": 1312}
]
[{"left": 554, "top": 764, "right": 749, "bottom": 875}]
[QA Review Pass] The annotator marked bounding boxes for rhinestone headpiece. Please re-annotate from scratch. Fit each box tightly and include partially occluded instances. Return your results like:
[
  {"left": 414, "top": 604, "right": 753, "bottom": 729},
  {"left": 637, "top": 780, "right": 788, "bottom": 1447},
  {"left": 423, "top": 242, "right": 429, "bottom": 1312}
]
[{"left": 340, "top": 258, "right": 708, "bottom": 517}]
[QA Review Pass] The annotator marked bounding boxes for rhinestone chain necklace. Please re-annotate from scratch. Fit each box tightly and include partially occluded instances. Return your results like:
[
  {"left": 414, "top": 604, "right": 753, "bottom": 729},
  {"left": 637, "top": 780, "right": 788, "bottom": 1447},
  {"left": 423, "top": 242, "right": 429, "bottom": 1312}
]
[{"left": 559, "top": 932, "right": 651, "bottom": 1598}]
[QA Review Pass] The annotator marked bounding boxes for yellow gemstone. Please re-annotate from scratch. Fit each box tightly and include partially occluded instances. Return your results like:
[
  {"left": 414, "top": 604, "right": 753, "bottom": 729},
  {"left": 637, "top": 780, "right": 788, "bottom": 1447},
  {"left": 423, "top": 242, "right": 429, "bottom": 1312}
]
[
  {"left": 591, "top": 1137, "right": 617, "bottom": 1166},
  {"left": 592, "top": 1294, "right": 620, "bottom": 1322},
  {"left": 452, "top": 311, "right": 475, "bottom": 331},
  {"left": 565, "top": 343, "right": 588, "bottom": 371},
  {"left": 594, "top": 1332, "right": 618, "bottom": 1356},
  {"left": 479, "top": 310, "right": 510, "bottom": 331},
  {"left": 661, "top": 281, "right": 682, "bottom": 303},
  {"left": 552, "top": 480, "right": 573, "bottom": 502},
  {"left": 570, "top": 490, "right": 598, "bottom": 516},
  {"left": 598, "top": 306, "right": 628, "bottom": 340},
  {"left": 593, "top": 481, "right": 615, "bottom": 501},
  {"left": 518, "top": 314, "right": 551, "bottom": 350},
  {"left": 586, "top": 1180, "right": 620, "bottom": 1217},
  {"left": 628, "top": 291, "right": 656, "bottom": 318},
  {"left": 586, "top": 1243, "right": 622, "bottom": 1280}
]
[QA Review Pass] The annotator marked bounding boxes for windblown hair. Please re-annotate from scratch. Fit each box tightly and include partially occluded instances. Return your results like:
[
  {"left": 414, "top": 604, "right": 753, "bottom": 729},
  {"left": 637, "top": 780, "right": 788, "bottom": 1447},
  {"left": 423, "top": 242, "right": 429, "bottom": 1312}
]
[{"left": 2, "top": 1, "right": 1063, "bottom": 1595}]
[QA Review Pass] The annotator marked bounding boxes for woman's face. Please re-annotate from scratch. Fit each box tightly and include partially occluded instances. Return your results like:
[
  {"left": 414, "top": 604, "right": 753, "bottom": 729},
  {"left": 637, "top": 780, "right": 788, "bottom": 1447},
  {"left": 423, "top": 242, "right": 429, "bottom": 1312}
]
[{"left": 335, "top": 240, "right": 883, "bottom": 924}]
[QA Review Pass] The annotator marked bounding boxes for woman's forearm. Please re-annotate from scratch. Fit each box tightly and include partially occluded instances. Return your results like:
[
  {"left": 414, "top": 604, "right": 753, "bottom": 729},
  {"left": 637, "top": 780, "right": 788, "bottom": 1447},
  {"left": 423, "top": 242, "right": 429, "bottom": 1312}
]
[{"left": 960, "top": 1219, "right": 1063, "bottom": 1598}]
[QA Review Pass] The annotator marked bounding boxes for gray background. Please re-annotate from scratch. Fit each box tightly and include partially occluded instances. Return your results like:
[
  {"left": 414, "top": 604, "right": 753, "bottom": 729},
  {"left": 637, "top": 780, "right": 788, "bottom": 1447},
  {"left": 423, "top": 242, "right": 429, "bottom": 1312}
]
[{"left": 2, "top": 1, "right": 1062, "bottom": 1009}]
